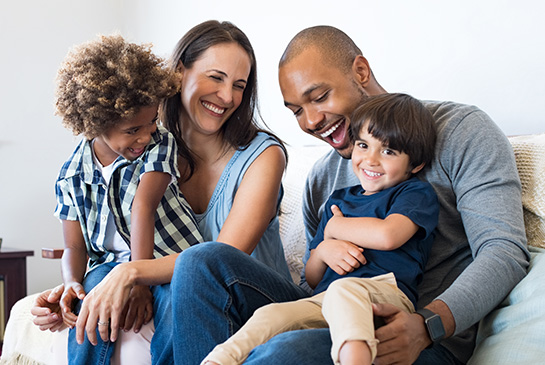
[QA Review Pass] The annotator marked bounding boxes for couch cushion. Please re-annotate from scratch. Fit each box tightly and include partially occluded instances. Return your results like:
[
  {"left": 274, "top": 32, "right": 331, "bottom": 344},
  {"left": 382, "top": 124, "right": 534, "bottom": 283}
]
[
  {"left": 468, "top": 246, "right": 545, "bottom": 364},
  {"left": 279, "top": 145, "right": 330, "bottom": 282},
  {"left": 509, "top": 134, "right": 545, "bottom": 248}
]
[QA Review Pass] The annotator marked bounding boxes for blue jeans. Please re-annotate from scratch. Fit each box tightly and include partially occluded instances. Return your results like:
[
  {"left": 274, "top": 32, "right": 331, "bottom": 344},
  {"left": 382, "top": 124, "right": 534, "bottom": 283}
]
[
  {"left": 167, "top": 241, "right": 465, "bottom": 364},
  {"left": 244, "top": 328, "right": 463, "bottom": 364},
  {"left": 168, "top": 242, "right": 309, "bottom": 364},
  {"left": 68, "top": 262, "right": 118, "bottom": 365},
  {"left": 67, "top": 262, "right": 171, "bottom": 365}
]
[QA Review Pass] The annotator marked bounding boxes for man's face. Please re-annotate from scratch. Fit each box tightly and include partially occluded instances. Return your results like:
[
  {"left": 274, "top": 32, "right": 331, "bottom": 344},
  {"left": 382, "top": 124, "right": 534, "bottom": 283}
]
[{"left": 279, "top": 47, "right": 368, "bottom": 158}]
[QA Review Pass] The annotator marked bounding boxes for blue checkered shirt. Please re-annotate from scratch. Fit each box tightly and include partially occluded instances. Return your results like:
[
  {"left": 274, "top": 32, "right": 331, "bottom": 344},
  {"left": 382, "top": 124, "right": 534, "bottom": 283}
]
[{"left": 54, "top": 125, "right": 203, "bottom": 270}]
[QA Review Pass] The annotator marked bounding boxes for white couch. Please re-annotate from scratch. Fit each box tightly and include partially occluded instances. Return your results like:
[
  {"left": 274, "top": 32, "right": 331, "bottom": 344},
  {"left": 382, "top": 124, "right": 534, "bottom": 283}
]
[{"left": 2, "top": 135, "right": 545, "bottom": 364}]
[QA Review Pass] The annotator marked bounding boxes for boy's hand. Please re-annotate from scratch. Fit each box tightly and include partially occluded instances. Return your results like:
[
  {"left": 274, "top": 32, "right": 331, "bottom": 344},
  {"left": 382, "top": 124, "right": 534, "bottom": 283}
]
[
  {"left": 119, "top": 284, "right": 153, "bottom": 333},
  {"left": 59, "top": 281, "right": 86, "bottom": 328},
  {"left": 324, "top": 205, "right": 345, "bottom": 240},
  {"left": 31, "top": 284, "right": 66, "bottom": 332},
  {"left": 316, "top": 239, "right": 366, "bottom": 275}
]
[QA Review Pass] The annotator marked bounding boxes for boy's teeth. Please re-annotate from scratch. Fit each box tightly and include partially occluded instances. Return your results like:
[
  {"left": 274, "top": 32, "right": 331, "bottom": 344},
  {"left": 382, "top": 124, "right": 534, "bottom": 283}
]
[
  {"left": 320, "top": 121, "right": 342, "bottom": 138},
  {"left": 365, "top": 170, "right": 382, "bottom": 177}
]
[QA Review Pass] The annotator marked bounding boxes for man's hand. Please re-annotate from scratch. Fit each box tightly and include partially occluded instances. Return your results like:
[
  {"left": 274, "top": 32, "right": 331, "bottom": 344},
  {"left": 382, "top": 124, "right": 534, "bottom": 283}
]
[
  {"left": 31, "top": 284, "right": 66, "bottom": 332},
  {"left": 118, "top": 284, "right": 153, "bottom": 333},
  {"left": 372, "top": 303, "right": 430, "bottom": 365}
]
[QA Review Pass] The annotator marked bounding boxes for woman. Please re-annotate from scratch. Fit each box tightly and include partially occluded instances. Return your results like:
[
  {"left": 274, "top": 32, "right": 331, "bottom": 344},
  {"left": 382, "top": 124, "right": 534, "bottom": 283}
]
[{"left": 31, "top": 20, "right": 290, "bottom": 364}]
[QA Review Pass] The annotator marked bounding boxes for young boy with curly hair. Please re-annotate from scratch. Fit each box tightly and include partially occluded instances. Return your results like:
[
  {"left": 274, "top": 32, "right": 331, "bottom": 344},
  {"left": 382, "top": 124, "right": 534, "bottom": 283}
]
[
  {"left": 53, "top": 34, "right": 202, "bottom": 364},
  {"left": 202, "top": 93, "right": 439, "bottom": 365}
]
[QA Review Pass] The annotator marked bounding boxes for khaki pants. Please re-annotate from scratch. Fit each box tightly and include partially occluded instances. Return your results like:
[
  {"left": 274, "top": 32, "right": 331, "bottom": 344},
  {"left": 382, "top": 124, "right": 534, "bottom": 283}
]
[{"left": 202, "top": 273, "right": 415, "bottom": 365}]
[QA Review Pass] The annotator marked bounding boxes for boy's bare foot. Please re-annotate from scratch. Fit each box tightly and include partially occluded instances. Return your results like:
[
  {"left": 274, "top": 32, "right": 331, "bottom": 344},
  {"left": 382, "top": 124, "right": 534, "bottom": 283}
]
[{"left": 339, "top": 340, "right": 372, "bottom": 365}]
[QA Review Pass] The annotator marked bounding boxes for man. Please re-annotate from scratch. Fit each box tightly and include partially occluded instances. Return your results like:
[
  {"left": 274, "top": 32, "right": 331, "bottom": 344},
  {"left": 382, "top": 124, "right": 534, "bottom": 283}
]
[{"left": 173, "top": 26, "right": 529, "bottom": 364}]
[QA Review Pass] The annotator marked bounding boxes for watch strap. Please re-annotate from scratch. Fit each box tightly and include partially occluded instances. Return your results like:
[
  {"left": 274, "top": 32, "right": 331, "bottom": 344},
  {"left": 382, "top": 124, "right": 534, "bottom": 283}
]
[{"left": 415, "top": 308, "right": 445, "bottom": 348}]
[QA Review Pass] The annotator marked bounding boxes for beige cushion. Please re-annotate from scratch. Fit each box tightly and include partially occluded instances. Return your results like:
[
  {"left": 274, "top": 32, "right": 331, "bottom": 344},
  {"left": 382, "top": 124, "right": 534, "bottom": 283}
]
[{"left": 510, "top": 134, "right": 545, "bottom": 248}]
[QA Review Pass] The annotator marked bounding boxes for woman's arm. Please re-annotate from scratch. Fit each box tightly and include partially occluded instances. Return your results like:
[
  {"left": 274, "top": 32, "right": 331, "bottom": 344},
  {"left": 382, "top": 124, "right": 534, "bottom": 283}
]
[
  {"left": 216, "top": 145, "right": 286, "bottom": 254},
  {"left": 324, "top": 205, "right": 419, "bottom": 251}
]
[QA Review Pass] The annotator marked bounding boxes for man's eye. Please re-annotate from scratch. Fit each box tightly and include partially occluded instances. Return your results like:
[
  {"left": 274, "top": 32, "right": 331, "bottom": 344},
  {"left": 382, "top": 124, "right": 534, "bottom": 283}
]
[{"left": 315, "top": 92, "right": 329, "bottom": 102}]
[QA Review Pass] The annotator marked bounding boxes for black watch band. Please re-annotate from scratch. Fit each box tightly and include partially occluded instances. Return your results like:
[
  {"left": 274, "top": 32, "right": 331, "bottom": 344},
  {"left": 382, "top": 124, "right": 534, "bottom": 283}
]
[{"left": 415, "top": 308, "right": 445, "bottom": 348}]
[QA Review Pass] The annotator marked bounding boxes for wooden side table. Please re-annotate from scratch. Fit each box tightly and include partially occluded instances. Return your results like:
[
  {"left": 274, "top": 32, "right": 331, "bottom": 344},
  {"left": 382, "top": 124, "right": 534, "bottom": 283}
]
[{"left": 0, "top": 247, "right": 34, "bottom": 350}]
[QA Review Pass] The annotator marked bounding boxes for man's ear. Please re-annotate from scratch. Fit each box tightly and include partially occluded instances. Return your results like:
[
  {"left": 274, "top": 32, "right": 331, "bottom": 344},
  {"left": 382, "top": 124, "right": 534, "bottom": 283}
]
[
  {"left": 352, "top": 55, "right": 372, "bottom": 87},
  {"left": 411, "top": 163, "right": 426, "bottom": 175}
]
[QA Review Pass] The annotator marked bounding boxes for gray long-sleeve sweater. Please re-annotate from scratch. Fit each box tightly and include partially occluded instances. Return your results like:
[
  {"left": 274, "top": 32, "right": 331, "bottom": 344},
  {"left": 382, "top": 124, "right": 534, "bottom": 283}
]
[{"left": 301, "top": 100, "right": 530, "bottom": 363}]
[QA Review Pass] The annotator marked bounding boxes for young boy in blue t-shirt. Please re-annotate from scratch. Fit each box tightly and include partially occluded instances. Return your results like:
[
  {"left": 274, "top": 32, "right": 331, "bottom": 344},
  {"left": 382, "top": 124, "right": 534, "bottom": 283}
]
[
  {"left": 53, "top": 35, "right": 202, "bottom": 364},
  {"left": 202, "top": 93, "right": 439, "bottom": 365}
]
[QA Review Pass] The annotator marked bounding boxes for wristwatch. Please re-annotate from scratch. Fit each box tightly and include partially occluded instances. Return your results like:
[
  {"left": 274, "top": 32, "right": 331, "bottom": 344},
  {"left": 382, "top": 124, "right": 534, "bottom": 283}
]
[{"left": 415, "top": 308, "right": 445, "bottom": 348}]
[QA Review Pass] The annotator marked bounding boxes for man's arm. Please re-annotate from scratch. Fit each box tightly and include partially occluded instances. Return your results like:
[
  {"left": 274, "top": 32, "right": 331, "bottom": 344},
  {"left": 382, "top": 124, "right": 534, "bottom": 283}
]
[{"left": 374, "top": 106, "right": 530, "bottom": 364}]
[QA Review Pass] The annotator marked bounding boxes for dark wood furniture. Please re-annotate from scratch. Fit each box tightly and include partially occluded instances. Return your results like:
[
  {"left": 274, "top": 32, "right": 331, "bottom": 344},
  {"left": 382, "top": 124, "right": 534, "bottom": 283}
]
[{"left": 0, "top": 247, "right": 34, "bottom": 352}]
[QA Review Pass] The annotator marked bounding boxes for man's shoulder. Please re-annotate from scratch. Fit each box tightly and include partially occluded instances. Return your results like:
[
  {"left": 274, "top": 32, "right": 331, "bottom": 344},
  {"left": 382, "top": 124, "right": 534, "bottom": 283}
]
[{"left": 307, "top": 149, "right": 356, "bottom": 190}]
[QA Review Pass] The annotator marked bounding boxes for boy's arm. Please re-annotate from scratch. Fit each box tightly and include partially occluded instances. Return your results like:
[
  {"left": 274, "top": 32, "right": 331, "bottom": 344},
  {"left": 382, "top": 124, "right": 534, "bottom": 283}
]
[
  {"left": 130, "top": 171, "right": 172, "bottom": 260},
  {"left": 305, "top": 240, "right": 365, "bottom": 289},
  {"left": 324, "top": 205, "right": 419, "bottom": 251},
  {"left": 60, "top": 219, "right": 88, "bottom": 327}
]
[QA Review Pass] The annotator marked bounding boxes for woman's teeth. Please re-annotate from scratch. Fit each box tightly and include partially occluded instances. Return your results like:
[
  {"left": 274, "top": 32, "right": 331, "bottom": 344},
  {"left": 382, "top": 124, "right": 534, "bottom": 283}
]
[{"left": 202, "top": 101, "right": 225, "bottom": 115}]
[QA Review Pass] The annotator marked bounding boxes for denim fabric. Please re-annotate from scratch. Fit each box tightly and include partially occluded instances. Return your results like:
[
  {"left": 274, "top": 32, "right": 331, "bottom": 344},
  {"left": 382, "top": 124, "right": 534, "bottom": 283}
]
[
  {"left": 150, "top": 283, "right": 173, "bottom": 364},
  {"left": 245, "top": 327, "right": 462, "bottom": 365},
  {"left": 68, "top": 262, "right": 119, "bottom": 365},
  {"left": 168, "top": 242, "right": 308, "bottom": 364}
]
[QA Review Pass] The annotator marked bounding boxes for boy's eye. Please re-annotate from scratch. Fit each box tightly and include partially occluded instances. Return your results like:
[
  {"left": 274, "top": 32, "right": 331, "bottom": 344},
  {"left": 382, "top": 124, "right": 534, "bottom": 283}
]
[
  {"left": 383, "top": 148, "right": 397, "bottom": 156},
  {"left": 356, "top": 142, "right": 367, "bottom": 149}
]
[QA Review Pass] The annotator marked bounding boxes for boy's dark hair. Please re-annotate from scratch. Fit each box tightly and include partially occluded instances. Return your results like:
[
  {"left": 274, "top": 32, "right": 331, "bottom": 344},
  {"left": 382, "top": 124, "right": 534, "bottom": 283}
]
[
  {"left": 55, "top": 34, "right": 179, "bottom": 139},
  {"left": 350, "top": 93, "right": 437, "bottom": 169}
]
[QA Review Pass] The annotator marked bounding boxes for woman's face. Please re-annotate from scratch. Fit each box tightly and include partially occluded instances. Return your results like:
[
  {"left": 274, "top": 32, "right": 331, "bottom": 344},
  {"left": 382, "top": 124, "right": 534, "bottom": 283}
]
[{"left": 179, "top": 42, "right": 251, "bottom": 139}]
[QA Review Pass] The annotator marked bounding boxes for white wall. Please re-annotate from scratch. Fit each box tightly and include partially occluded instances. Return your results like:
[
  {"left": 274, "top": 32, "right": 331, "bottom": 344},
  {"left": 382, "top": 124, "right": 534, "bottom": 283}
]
[{"left": 1, "top": 0, "right": 544, "bottom": 294}]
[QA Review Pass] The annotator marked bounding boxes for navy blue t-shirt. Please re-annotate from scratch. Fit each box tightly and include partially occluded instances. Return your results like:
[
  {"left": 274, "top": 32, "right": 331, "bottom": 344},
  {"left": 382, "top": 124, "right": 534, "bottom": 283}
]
[{"left": 310, "top": 177, "right": 439, "bottom": 306}]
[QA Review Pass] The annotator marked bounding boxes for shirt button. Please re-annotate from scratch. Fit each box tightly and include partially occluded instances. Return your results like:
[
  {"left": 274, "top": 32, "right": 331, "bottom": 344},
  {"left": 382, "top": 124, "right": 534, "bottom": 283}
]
[{"left": 101, "top": 215, "right": 107, "bottom": 223}]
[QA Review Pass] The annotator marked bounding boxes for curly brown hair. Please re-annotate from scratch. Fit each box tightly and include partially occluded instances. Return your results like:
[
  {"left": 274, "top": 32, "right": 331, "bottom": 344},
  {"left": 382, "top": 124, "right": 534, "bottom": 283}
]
[{"left": 55, "top": 34, "right": 179, "bottom": 139}]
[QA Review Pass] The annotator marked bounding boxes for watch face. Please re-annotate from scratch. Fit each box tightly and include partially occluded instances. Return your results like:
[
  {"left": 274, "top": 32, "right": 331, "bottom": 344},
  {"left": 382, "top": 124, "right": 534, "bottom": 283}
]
[{"left": 426, "top": 314, "right": 446, "bottom": 341}]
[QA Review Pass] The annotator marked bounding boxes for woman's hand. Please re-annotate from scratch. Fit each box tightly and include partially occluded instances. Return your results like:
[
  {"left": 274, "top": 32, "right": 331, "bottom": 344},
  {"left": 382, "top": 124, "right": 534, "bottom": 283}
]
[
  {"left": 119, "top": 285, "right": 154, "bottom": 333},
  {"left": 75, "top": 263, "right": 136, "bottom": 345},
  {"left": 31, "top": 284, "right": 66, "bottom": 332}
]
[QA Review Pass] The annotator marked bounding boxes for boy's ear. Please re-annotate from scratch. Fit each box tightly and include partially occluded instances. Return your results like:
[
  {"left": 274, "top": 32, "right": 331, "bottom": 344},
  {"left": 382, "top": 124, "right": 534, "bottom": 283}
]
[{"left": 410, "top": 163, "right": 425, "bottom": 175}]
